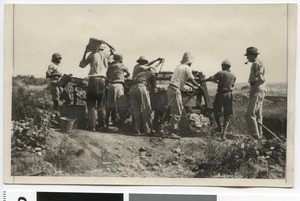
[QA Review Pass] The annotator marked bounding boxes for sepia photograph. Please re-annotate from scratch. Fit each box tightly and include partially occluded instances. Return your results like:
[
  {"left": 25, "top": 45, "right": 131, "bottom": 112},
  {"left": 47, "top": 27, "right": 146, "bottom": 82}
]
[{"left": 3, "top": 3, "right": 296, "bottom": 187}]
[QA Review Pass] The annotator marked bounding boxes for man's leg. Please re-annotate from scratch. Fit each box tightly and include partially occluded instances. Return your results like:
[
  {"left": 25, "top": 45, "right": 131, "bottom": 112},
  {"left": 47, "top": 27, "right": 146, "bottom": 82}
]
[
  {"left": 53, "top": 100, "right": 59, "bottom": 111},
  {"left": 51, "top": 83, "right": 60, "bottom": 111},
  {"left": 256, "top": 91, "right": 265, "bottom": 136},
  {"left": 96, "top": 78, "right": 107, "bottom": 129},
  {"left": 97, "top": 94, "right": 107, "bottom": 129},
  {"left": 222, "top": 92, "right": 233, "bottom": 140},
  {"left": 131, "top": 85, "right": 142, "bottom": 134},
  {"left": 141, "top": 87, "right": 152, "bottom": 134},
  {"left": 213, "top": 94, "right": 222, "bottom": 132},
  {"left": 222, "top": 115, "right": 230, "bottom": 140},
  {"left": 167, "top": 86, "right": 182, "bottom": 139},
  {"left": 87, "top": 95, "right": 96, "bottom": 131},
  {"left": 167, "top": 87, "right": 182, "bottom": 131},
  {"left": 246, "top": 92, "right": 261, "bottom": 138},
  {"left": 105, "top": 107, "right": 112, "bottom": 129},
  {"left": 60, "top": 88, "right": 71, "bottom": 105}
]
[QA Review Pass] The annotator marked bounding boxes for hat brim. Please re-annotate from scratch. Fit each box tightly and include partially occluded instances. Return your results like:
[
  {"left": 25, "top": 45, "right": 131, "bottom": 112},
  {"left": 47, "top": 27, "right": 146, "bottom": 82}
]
[
  {"left": 244, "top": 53, "right": 259, "bottom": 56},
  {"left": 181, "top": 57, "right": 195, "bottom": 64},
  {"left": 137, "top": 59, "right": 148, "bottom": 64}
]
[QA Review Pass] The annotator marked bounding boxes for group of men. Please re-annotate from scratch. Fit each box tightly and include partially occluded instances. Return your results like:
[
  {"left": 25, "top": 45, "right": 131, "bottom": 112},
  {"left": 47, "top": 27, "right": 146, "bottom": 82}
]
[{"left": 46, "top": 40, "right": 266, "bottom": 140}]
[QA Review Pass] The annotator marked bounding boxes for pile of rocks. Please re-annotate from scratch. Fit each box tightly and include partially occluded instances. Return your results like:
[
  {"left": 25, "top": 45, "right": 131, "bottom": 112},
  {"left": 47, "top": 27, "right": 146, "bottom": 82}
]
[{"left": 189, "top": 113, "right": 210, "bottom": 128}]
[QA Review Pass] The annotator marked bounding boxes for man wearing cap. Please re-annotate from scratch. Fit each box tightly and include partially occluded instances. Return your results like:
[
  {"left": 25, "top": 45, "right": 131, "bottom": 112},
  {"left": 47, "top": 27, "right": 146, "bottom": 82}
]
[
  {"left": 244, "top": 47, "right": 266, "bottom": 139},
  {"left": 46, "top": 52, "right": 71, "bottom": 111},
  {"left": 201, "top": 59, "right": 236, "bottom": 140},
  {"left": 105, "top": 54, "right": 130, "bottom": 130},
  {"left": 167, "top": 52, "right": 201, "bottom": 139},
  {"left": 131, "top": 67, "right": 157, "bottom": 135},
  {"left": 79, "top": 40, "right": 115, "bottom": 132},
  {"left": 132, "top": 56, "right": 164, "bottom": 79}
]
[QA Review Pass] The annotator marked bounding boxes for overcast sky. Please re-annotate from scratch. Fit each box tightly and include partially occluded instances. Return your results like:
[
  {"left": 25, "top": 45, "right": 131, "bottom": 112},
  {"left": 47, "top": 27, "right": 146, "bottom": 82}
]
[{"left": 10, "top": 4, "right": 290, "bottom": 83}]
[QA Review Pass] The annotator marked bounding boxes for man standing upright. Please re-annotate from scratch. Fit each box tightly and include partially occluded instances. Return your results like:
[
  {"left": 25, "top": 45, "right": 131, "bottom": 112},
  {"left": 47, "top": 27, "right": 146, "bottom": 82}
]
[
  {"left": 131, "top": 67, "right": 157, "bottom": 135},
  {"left": 46, "top": 52, "right": 71, "bottom": 111},
  {"left": 201, "top": 59, "right": 236, "bottom": 140},
  {"left": 244, "top": 47, "right": 266, "bottom": 139},
  {"left": 79, "top": 39, "right": 115, "bottom": 131},
  {"left": 167, "top": 52, "right": 200, "bottom": 139},
  {"left": 106, "top": 54, "right": 130, "bottom": 129}
]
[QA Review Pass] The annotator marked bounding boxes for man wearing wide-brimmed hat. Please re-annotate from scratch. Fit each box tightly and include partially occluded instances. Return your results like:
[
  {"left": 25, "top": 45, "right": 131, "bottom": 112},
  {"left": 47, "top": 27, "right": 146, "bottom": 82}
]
[
  {"left": 132, "top": 56, "right": 164, "bottom": 79},
  {"left": 167, "top": 52, "right": 201, "bottom": 139},
  {"left": 79, "top": 39, "right": 115, "bottom": 132},
  {"left": 244, "top": 46, "right": 266, "bottom": 139},
  {"left": 200, "top": 59, "right": 236, "bottom": 140},
  {"left": 105, "top": 53, "right": 130, "bottom": 130}
]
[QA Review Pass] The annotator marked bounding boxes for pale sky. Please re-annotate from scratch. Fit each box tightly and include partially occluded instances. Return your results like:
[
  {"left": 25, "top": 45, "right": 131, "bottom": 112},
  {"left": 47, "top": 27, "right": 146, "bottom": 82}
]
[{"left": 11, "top": 4, "right": 290, "bottom": 83}]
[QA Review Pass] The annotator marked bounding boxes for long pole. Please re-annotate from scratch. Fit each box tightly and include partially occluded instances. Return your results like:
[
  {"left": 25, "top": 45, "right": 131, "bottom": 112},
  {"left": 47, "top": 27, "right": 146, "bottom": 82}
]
[
  {"left": 257, "top": 121, "right": 283, "bottom": 142},
  {"left": 159, "top": 60, "right": 165, "bottom": 73}
]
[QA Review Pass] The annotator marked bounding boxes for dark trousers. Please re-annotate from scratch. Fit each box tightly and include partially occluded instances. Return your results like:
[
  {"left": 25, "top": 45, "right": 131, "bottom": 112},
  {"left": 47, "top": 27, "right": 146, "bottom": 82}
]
[{"left": 87, "top": 77, "right": 107, "bottom": 129}]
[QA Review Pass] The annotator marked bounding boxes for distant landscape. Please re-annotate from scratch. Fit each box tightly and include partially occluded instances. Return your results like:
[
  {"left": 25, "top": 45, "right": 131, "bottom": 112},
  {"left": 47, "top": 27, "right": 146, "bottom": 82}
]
[{"left": 204, "top": 82, "right": 287, "bottom": 97}]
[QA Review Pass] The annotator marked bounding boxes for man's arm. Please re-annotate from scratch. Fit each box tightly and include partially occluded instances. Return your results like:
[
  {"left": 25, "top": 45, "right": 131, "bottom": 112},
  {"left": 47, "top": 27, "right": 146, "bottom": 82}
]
[
  {"left": 79, "top": 46, "right": 91, "bottom": 68},
  {"left": 200, "top": 72, "right": 221, "bottom": 83},
  {"left": 46, "top": 65, "right": 62, "bottom": 79},
  {"left": 190, "top": 78, "right": 201, "bottom": 88},
  {"left": 255, "top": 74, "right": 265, "bottom": 87},
  {"left": 103, "top": 41, "right": 116, "bottom": 55},
  {"left": 122, "top": 67, "right": 131, "bottom": 78},
  {"left": 186, "top": 67, "right": 201, "bottom": 88},
  {"left": 200, "top": 77, "right": 213, "bottom": 83},
  {"left": 45, "top": 66, "right": 53, "bottom": 78},
  {"left": 253, "top": 63, "right": 265, "bottom": 87},
  {"left": 150, "top": 73, "right": 157, "bottom": 91},
  {"left": 232, "top": 76, "right": 237, "bottom": 87},
  {"left": 147, "top": 58, "right": 164, "bottom": 67}
]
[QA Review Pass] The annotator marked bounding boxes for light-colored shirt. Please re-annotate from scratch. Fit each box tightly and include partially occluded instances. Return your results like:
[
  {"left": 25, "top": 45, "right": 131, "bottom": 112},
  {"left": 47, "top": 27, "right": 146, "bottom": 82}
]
[
  {"left": 46, "top": 62, "right": 61, "bottom": 81},
  {"left": 80, "top": 51, "right": 111, "bottom": 77},
  {"left": 169, "top": 64, "right": 195, "bottom": 89},
  {"left": 248, "top": 59, "right": 266, "bottom": 92}
]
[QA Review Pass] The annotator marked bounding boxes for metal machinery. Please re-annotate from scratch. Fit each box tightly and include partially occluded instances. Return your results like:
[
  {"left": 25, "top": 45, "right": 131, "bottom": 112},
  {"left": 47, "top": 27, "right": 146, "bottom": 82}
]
[
  {"left": 57, "top": 70, "right": 213, "bottom": 131},
  {"left": 147, "top": 70, "right": 213, "bottom": 131}
]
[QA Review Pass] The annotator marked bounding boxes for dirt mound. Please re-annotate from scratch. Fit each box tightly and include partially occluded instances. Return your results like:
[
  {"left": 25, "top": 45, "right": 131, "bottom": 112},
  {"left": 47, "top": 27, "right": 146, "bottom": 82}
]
[{"left": 11, "top": 126, "right": 286, "bottom": 179}]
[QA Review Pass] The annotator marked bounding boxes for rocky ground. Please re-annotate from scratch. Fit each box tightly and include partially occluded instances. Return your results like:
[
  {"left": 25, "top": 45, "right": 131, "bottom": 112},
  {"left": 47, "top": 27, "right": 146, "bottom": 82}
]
[{"left": 11, "top": 118, "right": 286, "bottom": 179}]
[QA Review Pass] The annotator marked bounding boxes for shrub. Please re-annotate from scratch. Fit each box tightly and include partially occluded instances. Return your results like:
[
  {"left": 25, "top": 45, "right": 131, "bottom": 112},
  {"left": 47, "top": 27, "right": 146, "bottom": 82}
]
[
  {"left": 14, "top": 75, "right": 49, "bottom": 86},
  {"left": 44, "top": 137, "right": 86, "bottom": 173},
  {"left": 12, "top": 86, "right": 52, "bottom": 124},
  {"left": 196, "top": 136, "right": 286, "bottom": 178},
  {"left": 11, "top": 152, "right": 55, "bottom": 176}
]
